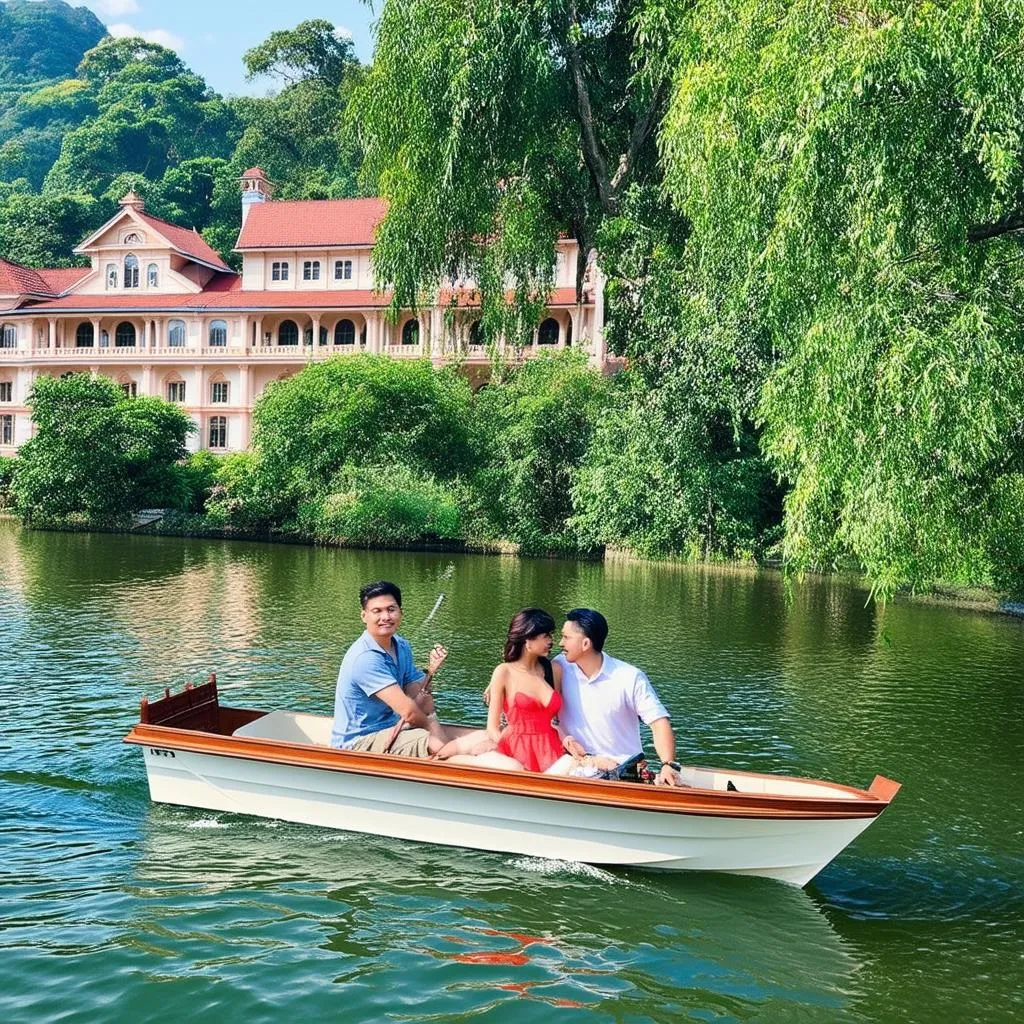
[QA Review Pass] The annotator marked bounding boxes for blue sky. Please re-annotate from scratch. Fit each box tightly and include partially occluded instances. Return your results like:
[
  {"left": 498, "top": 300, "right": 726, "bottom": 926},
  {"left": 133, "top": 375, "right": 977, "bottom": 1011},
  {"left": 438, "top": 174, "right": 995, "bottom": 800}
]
[{"left": 68, "top": 1, "right": 376, "bottom": 96}]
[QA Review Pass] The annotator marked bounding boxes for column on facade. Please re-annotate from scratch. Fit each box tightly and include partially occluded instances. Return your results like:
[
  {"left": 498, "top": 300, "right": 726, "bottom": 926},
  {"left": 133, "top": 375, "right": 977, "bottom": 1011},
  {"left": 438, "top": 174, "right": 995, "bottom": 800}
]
[
  {"left": 47, "top": 318, "right": 56, "bottom": 350},
  {"left": 429, "top": 305, "right": 443, "bottom": 358},
  {"left": 589, "top": 265, "right": 607, "bottom": 367},
  {"left": 142, "top": 364, "right": 155, "bottom": 397},
  {"left": 254, "top": 317, "right": 263, "bottom": 349},
  {"left": 91, "top": 318, "right": 101, "bottom": 351},
  {"left": 569, "top": 305, "right": 583, "bottom": 349},
  {"left": 238, "top": 363, "right": 252, "bottom": 449},
  {"left": 311, "top": 314, "right": 321, "bottom": 358}
]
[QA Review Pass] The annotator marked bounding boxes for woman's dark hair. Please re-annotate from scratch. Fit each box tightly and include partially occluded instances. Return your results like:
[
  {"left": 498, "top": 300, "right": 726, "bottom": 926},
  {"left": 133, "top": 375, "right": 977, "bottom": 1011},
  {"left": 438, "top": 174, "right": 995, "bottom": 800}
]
[
  {"left": 360, "top": 580, "right": 402, "bottom": 608},
  {"left": 565, "top": 608, "right": 608, "bottom": 652},
  {"left": 504, "top": 608, "right": 556, "bottom": 664}
]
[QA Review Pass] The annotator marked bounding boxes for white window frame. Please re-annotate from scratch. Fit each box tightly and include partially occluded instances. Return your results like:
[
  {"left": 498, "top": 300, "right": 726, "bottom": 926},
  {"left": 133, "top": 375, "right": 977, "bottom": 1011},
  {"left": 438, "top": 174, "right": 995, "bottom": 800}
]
[
  {"left": 211, "top": 381, "right": 229, "bottom": 404},
  {"left": 303, "top": 260, "right": 321, "bottom": 281},
  {"left": 0, "top": 413, "right": 13, "bottom": 444},
  {"left": 334, "top": 259, "right": 353, "bottom": 281},
  {"left": 271, "top": 261, "right": 289, "bottom": 282},
  {"left": 208, "top": 415, "right": 227, "bottom": 449},
  {"left": 167, "top": 380, "right": 186, "bottom": 403},
  {"left": 0, "top": 381, "right": 12, "bottom": 402}
]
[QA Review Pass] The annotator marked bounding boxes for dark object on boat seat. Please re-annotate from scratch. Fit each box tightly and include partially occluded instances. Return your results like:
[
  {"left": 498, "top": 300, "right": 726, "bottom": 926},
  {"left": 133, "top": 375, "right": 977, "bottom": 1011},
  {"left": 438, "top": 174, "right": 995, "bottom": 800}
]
[{"left": 597, "top": 753, "right": 650, "bottom": 783}]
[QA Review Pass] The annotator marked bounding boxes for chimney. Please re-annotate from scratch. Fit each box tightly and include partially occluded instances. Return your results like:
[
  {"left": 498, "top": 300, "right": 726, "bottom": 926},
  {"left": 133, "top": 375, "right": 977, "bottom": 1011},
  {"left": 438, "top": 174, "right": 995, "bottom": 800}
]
[{"left": 239, "top": 167, "right": 275, "bottom": 225}]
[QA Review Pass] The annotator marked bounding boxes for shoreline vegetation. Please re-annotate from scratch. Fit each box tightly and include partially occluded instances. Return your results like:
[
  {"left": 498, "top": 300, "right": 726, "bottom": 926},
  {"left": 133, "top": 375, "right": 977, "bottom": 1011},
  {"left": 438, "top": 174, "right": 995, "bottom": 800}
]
[{"left": 1, "top": 357, "right": 1023, "bottom": 619}]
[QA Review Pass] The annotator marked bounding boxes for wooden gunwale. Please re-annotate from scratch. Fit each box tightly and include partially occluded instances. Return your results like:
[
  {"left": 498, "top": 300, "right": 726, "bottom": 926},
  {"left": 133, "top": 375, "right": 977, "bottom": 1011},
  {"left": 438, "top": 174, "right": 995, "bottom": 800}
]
[{"left": 124, "top": 720, "right": 893, "bottom": 822}]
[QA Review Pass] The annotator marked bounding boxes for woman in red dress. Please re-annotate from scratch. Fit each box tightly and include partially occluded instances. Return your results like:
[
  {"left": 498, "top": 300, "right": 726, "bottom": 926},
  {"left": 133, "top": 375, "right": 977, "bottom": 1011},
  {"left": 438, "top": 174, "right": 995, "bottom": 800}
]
[
  {"left": 432, "top": 608, "right": 564, "bottom": 771},
  {"left": 487, "top": 608, "right": 564, "bottom": 772}
]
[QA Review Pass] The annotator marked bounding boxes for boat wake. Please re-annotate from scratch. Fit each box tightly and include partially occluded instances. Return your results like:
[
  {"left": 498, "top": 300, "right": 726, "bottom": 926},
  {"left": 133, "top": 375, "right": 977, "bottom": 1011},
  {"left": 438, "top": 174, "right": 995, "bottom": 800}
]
[{"left": 506, "top": 856, "right": 626, "bottom": 883}]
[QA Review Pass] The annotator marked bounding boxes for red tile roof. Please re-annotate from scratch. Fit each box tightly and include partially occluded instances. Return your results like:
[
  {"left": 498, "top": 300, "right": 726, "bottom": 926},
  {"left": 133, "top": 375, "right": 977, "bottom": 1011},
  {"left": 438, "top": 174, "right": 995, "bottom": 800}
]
[
  {"left": 135, "top": 211, "right": 232, "bottom": 271},
  {"left": 36, "top": 267, "right": 91, "bottom": 293},
  {"left": 241, "top": 167, "right": 269, "bottom": 179},
  {"left": 0, "top": 258, "right": 52, "bottom": 296},
  {"left": 235, "top": 198, "right": 388, "bottom": 250}
]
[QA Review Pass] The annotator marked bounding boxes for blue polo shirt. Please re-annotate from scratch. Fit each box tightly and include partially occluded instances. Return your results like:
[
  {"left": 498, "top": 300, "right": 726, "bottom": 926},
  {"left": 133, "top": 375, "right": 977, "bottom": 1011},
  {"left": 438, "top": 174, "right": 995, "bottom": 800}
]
[{"left": 330, "top": 630, "right": 425, "bottom": 748}]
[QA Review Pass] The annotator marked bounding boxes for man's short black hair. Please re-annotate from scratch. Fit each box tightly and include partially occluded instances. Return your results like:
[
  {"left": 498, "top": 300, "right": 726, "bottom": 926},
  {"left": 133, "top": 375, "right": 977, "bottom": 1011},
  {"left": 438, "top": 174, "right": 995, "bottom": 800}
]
[
  {"left": 360, "top": 580, "right": 402, "bottom": 608},
  {"left": 565, "top": 608, "right": 608, "bottom": 652}
]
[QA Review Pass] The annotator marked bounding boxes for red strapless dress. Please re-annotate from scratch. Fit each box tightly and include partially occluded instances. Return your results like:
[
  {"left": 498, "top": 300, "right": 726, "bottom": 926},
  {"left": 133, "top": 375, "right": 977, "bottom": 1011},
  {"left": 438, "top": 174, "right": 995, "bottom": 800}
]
[{"left": 496, "top": 690, "right": 563, "bottom": 772}]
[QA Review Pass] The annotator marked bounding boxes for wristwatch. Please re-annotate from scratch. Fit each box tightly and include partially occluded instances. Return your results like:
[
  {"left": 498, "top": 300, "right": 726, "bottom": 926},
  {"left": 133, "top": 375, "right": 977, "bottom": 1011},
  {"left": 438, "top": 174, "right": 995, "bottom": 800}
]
[{"left": 664, "top": 761, "right": 681, "bottom": 771}]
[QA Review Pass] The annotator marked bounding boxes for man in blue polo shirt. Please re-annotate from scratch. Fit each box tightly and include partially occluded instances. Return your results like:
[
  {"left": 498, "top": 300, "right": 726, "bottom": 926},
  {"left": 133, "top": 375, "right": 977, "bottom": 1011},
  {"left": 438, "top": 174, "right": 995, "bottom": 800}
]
[{"left": 330, "top": 580, "right": 449, "bottom": 755}]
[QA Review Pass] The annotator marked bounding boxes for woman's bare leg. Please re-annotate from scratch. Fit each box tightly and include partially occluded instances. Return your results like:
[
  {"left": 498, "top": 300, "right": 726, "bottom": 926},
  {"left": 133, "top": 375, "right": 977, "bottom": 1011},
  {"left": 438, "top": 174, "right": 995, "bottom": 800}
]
[{"left": 432, "top": 728, "right": 494, "bottom": 760}]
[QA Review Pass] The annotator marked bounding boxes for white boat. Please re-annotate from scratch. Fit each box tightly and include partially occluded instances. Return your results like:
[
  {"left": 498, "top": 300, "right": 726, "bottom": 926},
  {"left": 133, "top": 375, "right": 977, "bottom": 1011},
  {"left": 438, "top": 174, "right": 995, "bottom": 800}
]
[{"left": 123, "top": 677, "right": 901, "bottom": 887}]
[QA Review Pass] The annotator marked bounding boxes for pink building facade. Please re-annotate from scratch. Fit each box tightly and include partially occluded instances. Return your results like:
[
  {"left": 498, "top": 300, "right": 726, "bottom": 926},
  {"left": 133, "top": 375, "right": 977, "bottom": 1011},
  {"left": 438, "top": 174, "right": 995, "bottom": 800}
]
[{"left": 0, "top": 169, "right": 606, "bottom": 455}]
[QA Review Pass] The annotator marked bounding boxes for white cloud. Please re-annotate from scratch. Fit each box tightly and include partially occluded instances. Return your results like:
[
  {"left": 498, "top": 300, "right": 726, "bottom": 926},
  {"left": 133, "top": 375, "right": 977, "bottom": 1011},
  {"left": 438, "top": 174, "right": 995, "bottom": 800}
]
[
  {"left": 107, "top": 23, "right": 186, "bottom": 53},
  {"left": 84, "top": 0, "right": 141, "bottom": 16},
  {"left": 333, "top": 26, "right": 354, "bottom": 40}
]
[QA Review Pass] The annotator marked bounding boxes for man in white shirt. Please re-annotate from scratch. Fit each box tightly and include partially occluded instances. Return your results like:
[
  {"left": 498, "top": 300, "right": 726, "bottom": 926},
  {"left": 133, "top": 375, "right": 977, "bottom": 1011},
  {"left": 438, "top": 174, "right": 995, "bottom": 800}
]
[{"left": 552, "top": 608, "right": 682, "bottom": 786}]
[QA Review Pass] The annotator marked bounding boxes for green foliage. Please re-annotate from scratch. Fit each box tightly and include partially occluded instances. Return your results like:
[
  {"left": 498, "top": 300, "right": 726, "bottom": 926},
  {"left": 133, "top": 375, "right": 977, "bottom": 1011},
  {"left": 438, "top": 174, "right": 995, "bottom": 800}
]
[
  {"left": 250, "top": 355, "right": 478, "bottom": 514},
  {"left": 475, "top": 350, "right": 609, "bottom": 551},
  {"left": 231, "top": 21, "right": 365, "bottom": 202},
  {"left": 0, "top": 0, "right": 105, "bottom": 86},
  {"left": 12, "top": 373, "right": 194, "bottom": 523},
  {"left": 296, "top": 465, "right": 464, "bottom": 544},
  {"left": 166, "top": 450, "right": 222, "bottom": 515},
  {"left": 0, "top": 453, "right": 15, "bottom": 507},
  {"left": 0, "top": 185, "right": 98, "bottom": 265},
  {"left": 43, "top": 37, "right": 239, "bottom": 199},
  {"left": 202, "top": 452, "right": 282, "bottom": 532},
  {"left": 661, "top": 0, "right": 1024, "bottom": 594},
  {"left": 356, "top": 0, "right": 668, "bottom": 338}
]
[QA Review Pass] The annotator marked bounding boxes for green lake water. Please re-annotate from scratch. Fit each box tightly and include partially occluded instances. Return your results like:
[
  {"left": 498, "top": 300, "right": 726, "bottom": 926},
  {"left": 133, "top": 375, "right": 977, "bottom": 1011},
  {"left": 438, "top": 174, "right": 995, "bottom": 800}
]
[{"left": 1, "top": 520, "right": 1021, "bottom": 1022}]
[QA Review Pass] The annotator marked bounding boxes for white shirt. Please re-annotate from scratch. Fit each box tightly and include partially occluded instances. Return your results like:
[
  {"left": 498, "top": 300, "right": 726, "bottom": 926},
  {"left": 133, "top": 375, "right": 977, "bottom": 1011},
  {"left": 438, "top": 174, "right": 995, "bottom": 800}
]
[{"left": 553, "top": 652, "right": 670, "bottom": 760}]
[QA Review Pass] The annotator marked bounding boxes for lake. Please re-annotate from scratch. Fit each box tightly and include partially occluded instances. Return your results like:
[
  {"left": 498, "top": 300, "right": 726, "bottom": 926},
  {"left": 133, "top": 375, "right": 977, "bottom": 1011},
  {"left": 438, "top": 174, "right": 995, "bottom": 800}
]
[{"left": 1, "top": 520, "right": 1021, "bottom": 1022}]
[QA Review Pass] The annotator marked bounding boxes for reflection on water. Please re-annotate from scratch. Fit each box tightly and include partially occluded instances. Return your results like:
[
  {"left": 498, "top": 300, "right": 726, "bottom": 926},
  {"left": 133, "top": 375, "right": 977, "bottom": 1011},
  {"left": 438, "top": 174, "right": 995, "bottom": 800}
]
[{"left": 1, "top": 520, "right": 1023, "bottom": 1022}]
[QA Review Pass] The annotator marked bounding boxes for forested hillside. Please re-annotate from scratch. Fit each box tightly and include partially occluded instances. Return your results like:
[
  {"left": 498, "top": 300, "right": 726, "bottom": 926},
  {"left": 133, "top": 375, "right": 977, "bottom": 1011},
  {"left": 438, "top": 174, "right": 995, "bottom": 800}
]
[{"left": 0, "top": 2, "right": 364, "bottom": 267}]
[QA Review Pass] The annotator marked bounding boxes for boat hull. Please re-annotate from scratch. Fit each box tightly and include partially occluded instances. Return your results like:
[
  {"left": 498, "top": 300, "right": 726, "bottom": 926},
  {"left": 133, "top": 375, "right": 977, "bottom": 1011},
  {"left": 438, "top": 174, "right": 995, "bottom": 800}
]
[{"left": 141, "top": 745, "right": 878, "bottom": 887}]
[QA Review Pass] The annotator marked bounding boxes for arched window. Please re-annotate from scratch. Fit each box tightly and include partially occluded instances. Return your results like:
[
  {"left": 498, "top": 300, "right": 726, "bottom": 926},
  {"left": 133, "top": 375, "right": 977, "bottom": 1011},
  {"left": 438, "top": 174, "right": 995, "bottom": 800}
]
[
  {"left": 334, "top": 319, "right": 355, "bottom": 345},
  {"left": 208, "top": 320, "right": 228, "bottom": 347},
  {"left": 538, "top": 317, "right": 559, "bottom": 345},
  {"left": 75, "top": 322, "right": 94, "bottom": 348},
  {"left": 106, "top": 264, "right": 118, "bottom": 289},
  {"left": 124, "top": 253, "right": 139, "bottom": 289},
  {"left": 124, "top": 232, "right": 142, "bottom": 244},
  {"left": 208, "top": 416, "right": 227, "bottom": 449},
  {"left": 147, "top": 263, "right": 158, "bottom": 288},
  {"left": 278, "top": 319, "right": 298, "bottom": 346},
  {"left": 402, "top": 319, "right": 420, "bottom": 346},
  {"left": 167, "top": 319, "right": 186, "bottom": 347},
  {"left": 115, "top": 322, "right": 136, "bottom": 347},
  {"left": 469, "top": 321, "right": 484, "bottom": 347},
  {"left": 0, "top": 324, "right": 16, "bottom": 349}
]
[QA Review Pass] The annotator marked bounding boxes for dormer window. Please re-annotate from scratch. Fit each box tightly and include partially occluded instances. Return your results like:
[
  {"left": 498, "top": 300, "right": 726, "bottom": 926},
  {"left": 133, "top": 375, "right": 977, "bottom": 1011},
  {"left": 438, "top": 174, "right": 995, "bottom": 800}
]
[
  {"left": 334, "top": 259, "right": 353, "bottom": 281},
  {"left": 271, "top": 261, "right": 289, "bottom": 281},
  {"left": 302, "top": 260, "right": 320, "bottom": 281},
  {"left": 147, "top": 263, "right": 158, "bottom": 287},
  {"left": 106, "top": 264, "right": 118, "bottom": 289},
  {"left": 124, "top": 253, "right": 139, "bottom": 289}
]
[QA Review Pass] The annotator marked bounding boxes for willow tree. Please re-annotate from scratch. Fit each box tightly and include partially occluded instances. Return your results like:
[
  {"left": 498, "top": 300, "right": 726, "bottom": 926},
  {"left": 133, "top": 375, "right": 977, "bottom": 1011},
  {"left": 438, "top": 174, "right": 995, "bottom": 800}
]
[
  {"left": 661, "top": 0, "right": 1024, "bottom": 594},
  {"left": 355, "top": 0, "right": 673, "bottom": 342}
]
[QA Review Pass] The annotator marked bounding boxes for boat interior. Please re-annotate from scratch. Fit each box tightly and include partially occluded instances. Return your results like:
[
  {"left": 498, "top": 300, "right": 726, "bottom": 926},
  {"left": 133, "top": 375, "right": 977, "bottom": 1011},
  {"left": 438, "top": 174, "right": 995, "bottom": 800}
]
[{"left": 139, "top": 678, "right": 876, "bottom": 802}]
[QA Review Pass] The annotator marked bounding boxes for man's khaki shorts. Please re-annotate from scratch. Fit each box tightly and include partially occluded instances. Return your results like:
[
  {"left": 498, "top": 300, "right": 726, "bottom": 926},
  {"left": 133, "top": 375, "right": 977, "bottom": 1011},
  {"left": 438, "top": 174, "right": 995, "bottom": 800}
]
[{"left": 346, "top": 725, "right": 432, "bottom": 758}]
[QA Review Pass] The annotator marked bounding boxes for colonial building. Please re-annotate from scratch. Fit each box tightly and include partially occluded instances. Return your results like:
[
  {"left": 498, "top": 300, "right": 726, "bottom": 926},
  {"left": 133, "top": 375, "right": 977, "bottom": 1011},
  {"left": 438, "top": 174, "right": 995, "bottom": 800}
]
[{"left": 0, "top": 168, "right": 605, "bottom": 454}]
